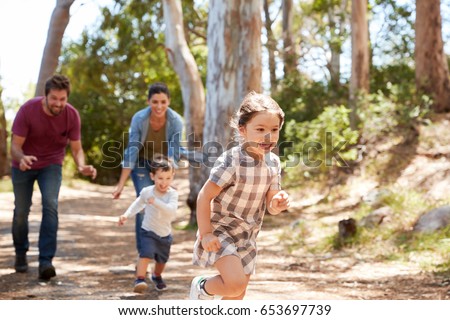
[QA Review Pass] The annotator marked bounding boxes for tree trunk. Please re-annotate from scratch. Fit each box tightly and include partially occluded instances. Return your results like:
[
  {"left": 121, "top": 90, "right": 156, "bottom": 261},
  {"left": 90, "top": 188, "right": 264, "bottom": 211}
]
[
  {"left": 415, "top": 0, "right": 450, "bottom": 113},
  {"left": 263, "top": 0, "right": 277, "bottom": 91},
  {"left": 35, "top": 0, "right": 75, "bottom": 96},
  {"left": 282, "top": 0, "right": 297, "bottom": 77},
  {"left": 163, "top": 0, "right": 206, "bottom": 226},
  {"left": 0, "top": 87, "right": 8, "bottom": 177},
  {"left": 203, "top": 0, "right": 262, "bottom": 176},
  {"left": 327, "top": 0, "right": 349, "bottom": 92},
  {"left": 349, "top": 0, "right": 370, "bottom": 128}
]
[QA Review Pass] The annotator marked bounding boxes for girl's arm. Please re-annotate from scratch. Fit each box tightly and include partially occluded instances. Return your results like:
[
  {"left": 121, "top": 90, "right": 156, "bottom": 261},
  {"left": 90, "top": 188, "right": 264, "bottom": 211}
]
[
  {"left": 197, "top": 180, "right": 222, "bottom": 252},
  {"left": 266, "top": 190, "right": 290, "bottom": 215}
]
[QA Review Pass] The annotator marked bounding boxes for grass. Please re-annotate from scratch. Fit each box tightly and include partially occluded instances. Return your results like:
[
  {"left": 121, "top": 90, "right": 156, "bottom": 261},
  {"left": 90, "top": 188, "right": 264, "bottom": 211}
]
[{"left": 281, "top": 185, "right": 450, "bottom": 273}]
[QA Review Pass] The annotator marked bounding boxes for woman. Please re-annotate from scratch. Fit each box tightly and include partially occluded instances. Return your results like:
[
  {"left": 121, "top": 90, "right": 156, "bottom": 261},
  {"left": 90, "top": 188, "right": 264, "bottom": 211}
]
[{"left": 113, "top": 82, "right": 183, "bottom": 254}]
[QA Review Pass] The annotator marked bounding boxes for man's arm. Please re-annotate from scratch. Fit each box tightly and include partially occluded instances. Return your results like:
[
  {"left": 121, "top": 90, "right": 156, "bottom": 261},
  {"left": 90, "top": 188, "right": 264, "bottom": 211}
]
[
  {"left": 11, "top": 134, "right": 37, "bottom": 171},
  {"left": 69, "top": 140, "right": 97, "bottom": 179}
]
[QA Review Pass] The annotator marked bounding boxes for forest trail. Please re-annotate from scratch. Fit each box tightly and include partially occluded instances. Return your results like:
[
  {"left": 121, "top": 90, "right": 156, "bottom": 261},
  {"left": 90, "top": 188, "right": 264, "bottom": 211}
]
[{"left": 0, "top": 169, "right": 448, "bottom": 300}]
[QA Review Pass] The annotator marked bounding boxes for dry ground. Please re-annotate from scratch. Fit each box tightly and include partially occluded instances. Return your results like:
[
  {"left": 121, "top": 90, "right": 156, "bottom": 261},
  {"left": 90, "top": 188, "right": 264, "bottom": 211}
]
[{"left": 0, "top": 169, "right": 448, "bottom": 300}]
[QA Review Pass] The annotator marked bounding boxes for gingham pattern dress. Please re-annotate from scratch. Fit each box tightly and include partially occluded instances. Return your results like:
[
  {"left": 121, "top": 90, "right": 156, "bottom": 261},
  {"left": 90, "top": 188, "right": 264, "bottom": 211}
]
[{"left": 193, "top": 146, "right": 281, "bottom": 274}]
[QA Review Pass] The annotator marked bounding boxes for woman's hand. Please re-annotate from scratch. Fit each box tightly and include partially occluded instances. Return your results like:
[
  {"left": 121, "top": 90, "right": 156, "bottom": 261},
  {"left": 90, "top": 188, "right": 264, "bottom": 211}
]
[
  {"left": 112, "top": 184, "right": 124, "bottom": 199},
  {"left": 200, "top": 233, "right": 221, "bottom": 252}
]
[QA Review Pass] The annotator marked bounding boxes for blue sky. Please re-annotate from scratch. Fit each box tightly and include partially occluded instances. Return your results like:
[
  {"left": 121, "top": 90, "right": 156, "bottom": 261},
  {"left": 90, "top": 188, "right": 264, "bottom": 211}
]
[{"left": 0, "top": 0, "right": 111, "bottom": 105}]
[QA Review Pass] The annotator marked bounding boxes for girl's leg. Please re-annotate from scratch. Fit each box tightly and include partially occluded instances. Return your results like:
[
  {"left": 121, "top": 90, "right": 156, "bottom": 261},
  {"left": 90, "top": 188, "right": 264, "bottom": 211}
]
[
  {"left": 204, "top": 255, "right": 250, "bottom": 299},
  {"left": 136, "top": 257, "right": 151, "bottom": 278}
]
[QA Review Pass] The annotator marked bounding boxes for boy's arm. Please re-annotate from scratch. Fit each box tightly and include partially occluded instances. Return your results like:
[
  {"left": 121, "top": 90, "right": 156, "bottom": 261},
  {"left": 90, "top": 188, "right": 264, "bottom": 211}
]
[
  {"left": 151, "top": 191, "right": 179, "bottom": 221},
  {"left": 123, "top": 194, "right": 147, "bottom": 218}
]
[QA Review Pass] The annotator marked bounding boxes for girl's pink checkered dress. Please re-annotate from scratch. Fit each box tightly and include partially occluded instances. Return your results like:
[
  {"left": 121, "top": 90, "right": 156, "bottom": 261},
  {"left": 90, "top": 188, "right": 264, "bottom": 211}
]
[{"left": 193, "top": 146, "right": 281, "bottom": 274}]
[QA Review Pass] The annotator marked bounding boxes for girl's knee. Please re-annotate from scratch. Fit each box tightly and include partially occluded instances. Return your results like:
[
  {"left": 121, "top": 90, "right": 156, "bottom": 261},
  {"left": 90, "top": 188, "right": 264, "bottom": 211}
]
[{"left": 224, "top": 275, "right": 248, "bottom": 297}]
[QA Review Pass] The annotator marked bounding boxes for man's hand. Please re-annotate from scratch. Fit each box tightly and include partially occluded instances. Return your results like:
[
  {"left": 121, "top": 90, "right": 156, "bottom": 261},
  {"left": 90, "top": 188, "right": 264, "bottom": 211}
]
[
  {"left": 19, "top": 155, "right": 37, "bottom": 171},
  {"left": 78, "top": 165, "right": 97, "bottom": 179}
]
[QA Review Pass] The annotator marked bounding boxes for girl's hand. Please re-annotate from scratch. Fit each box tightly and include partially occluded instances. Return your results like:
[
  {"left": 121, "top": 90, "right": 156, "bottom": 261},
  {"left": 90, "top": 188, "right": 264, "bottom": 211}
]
[
  {"left": 200, "top": 233, "right": 221, "bottom": 252},
  {"left": 270, "top": 190, "right": 290, "bottom": 213},
  {"left": 118, "top": 215, "right": 127, "bottom": 226}
]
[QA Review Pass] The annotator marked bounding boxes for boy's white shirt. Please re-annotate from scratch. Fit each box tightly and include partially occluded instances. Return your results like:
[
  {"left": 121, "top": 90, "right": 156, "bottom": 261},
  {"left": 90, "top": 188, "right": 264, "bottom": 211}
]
[{"left": 123, "top": 185, "right": 178, "bottom": 237}]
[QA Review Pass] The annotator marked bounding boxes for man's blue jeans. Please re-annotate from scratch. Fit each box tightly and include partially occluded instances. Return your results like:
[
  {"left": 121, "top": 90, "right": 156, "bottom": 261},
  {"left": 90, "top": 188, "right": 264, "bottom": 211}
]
[
  {"left": 12, "top": 165, "right": 62, "bottom": 266},
  {"left": 131, "top": 159, "right": 154, "bottom": 254}
]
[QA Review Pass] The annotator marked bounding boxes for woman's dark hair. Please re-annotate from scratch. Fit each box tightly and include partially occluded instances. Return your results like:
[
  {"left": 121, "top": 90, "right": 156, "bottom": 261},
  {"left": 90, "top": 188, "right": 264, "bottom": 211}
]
[
  {"left": 148, "top": 82, "right": 170, "bottom": 100},
  {"left": 45, "top": 75, "right": 71, "bottom": 97}
]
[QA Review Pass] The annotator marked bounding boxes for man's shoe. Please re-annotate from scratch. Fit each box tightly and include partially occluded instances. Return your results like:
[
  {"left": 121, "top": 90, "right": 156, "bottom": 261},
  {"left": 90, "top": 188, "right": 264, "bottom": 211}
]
[
  {"left": 39, "top": 264, "right": 56, "bottom": 281},
  {"left": 151, "top": 275, "right": 167, "bottom": 291},
  {"left": 134, "top": 278, "right": 148, "bottom": 293},
  {"left": 15, "top": 254, "right": 28, "bottom": 273},
  {"left": 189, "top": 275, "right": 214, "bottom": 300}
]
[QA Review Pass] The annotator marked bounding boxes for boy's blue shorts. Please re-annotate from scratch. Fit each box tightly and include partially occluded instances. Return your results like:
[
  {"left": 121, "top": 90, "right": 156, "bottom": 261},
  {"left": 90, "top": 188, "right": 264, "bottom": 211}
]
[{"left": 139, "top": 229, "right": 173, "bottom": 263}]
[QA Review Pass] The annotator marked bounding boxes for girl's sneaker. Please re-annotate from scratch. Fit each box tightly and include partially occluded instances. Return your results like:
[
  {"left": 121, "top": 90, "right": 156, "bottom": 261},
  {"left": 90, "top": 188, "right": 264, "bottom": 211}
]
[
  {"left": 151, "top": 275, "right": 167, "bottom": 291},
  {"left": 189, "top": 276, "right": 214, "bottom": 300},
  {"left": 134, "top": 278, "right": 148, "bottom": 293}
]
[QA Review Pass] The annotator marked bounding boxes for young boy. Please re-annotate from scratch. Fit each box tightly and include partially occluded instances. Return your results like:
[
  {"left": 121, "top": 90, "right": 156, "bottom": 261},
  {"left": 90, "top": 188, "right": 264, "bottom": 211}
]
[{"left": 118, "top": 158, "right": 178, "bottom": 293}]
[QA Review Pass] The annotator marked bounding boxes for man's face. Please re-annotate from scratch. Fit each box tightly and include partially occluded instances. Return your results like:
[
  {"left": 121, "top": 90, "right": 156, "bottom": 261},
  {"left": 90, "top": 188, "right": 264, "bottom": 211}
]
[{"left": 45, "top": 89, "right": 68, "bottom": 116}]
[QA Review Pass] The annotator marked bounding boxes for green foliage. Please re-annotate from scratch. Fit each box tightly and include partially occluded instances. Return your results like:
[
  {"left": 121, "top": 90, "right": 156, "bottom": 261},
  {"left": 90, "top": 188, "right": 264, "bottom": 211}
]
[
  {"left": 59, "top": 0, "right": 208, "bottom": 184},
  {"left": 358, "top": 86, "right": 431, "bottom": 144},
  {"left": 282, "top": 104, "right": 359, "bottom": 183}
]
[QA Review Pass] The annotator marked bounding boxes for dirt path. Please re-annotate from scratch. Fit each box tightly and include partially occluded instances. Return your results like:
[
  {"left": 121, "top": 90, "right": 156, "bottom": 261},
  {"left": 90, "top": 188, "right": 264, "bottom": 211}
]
[{"left": 0, "top": 170, "right": 448, "bottom": 300}]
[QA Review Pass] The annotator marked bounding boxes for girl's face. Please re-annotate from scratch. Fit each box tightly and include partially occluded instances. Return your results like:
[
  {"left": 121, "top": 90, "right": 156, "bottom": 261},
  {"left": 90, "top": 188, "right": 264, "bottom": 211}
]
[
  {"left": 148, "top": 93, "right": 170, "bottom": 118},
  {"left": 238, "top": 111, "right": 281, "bottom": 159}
]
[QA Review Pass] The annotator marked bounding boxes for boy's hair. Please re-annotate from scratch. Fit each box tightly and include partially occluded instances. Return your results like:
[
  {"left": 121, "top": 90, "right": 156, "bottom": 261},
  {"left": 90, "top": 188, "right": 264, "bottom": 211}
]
[
  {"left": 148, "top": 82, "right": 170, "bottom": 100},
  {"left": 45, "top": 75, "right": 71, "bottom": 97},
  {"left": 150, "top": 156, "right": 174, "bottom": 174},
  {"left": 231, "top": 91, "right": 285, "bottom": 129}
]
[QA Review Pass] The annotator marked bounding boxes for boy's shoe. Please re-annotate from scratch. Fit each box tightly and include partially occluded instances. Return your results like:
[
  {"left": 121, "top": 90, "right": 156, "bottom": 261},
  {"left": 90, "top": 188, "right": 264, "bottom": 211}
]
[
  {"left": 15, "top": 254, "right": 28, "bottom": 273},
  {"left": 134, "top": 278, "right": 148, "bottom": 293},
  {"left": 151, "top": 275, "right": 167, "bottom": 291},
  {"left": 189, "top": 275, "right": 214, "bottom": 300},
  {"left": 38, "top": 264, "right": 56, "bottom": 281}
]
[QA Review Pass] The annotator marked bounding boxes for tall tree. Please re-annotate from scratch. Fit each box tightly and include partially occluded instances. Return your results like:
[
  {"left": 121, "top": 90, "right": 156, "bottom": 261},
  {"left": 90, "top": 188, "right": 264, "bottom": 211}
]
[
  {"left": 349, "top": 0, "right": 370, "bottom": 128},
  {"left": 163, "top": 0, "right": 206, "bottom": 225},
  {"left": 327, "top": 0, "right": 349, "bottom": 91},
  {"left": 282, "top": 0, "right": 298, "bottom": 77},
  {"left": 0, "top": 84, "right": 8, "bottom": 176},
  {"left": 203, "top": 0, "right": 262, "bottom": 173},
  {"left": 415, "top": 0, "right": 450, "bottom": 112},
  {"left": 263, "top": 0, "right": 279, "bottom": 91},
  {"left": 35, "top": 0, "right": 75, "bottom": 96}
]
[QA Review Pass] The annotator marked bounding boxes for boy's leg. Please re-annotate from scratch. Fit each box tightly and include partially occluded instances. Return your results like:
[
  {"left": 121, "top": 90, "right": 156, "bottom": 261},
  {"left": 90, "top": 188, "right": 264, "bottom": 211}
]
[
  {"left": 136, "top": 257, "right": 151, "bottom": 278},
  {"left": 205, "top": 255, "right": 250, "bottom": 299},
  {"left": 154, "top": 262, "right": 166, "bottom": 276}
]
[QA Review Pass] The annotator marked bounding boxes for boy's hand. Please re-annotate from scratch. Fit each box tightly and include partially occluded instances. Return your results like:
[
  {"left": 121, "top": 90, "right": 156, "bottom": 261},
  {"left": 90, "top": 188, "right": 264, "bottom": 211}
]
[
  {"left": 118, "top": 215, "right": 127, "bottom": 226},
  {"left": 200, "top": 233, "right": 221, "bottom": 253},
  {"left": 270, "top": 190, "right": 290, "bottom": 213},
  {"left": 147, "top": 196, "right": 155, "bottom": 205}
]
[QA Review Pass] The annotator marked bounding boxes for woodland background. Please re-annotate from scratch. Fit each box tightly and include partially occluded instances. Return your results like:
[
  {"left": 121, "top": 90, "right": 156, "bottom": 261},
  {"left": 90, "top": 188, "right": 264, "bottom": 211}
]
[{"left": 0, "top": 0, "right": 449, "bottom": 285}]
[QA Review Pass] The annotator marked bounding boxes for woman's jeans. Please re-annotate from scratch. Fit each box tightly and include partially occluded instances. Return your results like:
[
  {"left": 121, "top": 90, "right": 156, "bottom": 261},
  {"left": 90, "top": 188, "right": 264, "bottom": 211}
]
[
  {"left": 130, "top": 159, "right": 154, "bottom": 254},
  {"left": 12, "top": 165, "right": 62, "bottom": 266}
]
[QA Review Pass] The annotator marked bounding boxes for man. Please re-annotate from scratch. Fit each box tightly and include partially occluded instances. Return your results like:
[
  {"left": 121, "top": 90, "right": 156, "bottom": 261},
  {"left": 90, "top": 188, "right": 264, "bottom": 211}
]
[{"left": 10, "top": 75, "right": 96, "bottom": 281}]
